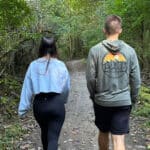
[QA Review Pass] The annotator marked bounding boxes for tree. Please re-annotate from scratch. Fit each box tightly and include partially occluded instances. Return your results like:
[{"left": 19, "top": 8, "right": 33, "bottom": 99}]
[
  {"left": 105, "top": 0, "right": 150, "bottom": 71},
  {"left": 0, "top": 0, "right": 32, "bottom": 75},
  {"left": 0, "top": 0, "right": 31, "bottom": 29}
]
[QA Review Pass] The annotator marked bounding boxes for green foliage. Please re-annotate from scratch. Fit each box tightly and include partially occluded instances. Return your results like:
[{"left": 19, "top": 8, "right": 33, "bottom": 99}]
[
  {"left": 0, "top": 123, "right": 27, "bottom": 149},
  {"left": 0, "top": 0, "right": 31, "bottom": 29},
  {"left": 0, "top": 0, "right": 36, "bottom": 77},
  {"left": 0, "top": 75, "right": 21, "bottom": 119},
  {"left": 27, "top": 0, "right": 150, "bottom": 65},
  {"left": 134, "top": 86, "right": 150, "bottom": 118},
  {"left": 144, "top": 120, "right": 150, "bottom": 129},
  {"left": 147, "top": 144, "right": 150, "bottom": 150},
  {"left": 0, "top": 75, "right": 23, "bottom": 149},
  {"left": 0, "top": 0, "right": 149, "bottom": 128},
  {"left": 105, "top": 0, "right": 150, "bottom": 69},
  {"left": 29, "top": 0, "right": 105, "bottom": 59}
]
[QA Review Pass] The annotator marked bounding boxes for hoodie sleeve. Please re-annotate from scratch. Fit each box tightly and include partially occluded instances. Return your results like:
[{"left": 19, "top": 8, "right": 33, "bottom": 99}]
[
  {"left": 130, "top": 50, "right": 141, "bottom": 104},
  {"left": 86, "top": 48, "right": 96, "bottom": 100},
  {"left": 18, "top": 64, "right": 33, "bottom": 116}
]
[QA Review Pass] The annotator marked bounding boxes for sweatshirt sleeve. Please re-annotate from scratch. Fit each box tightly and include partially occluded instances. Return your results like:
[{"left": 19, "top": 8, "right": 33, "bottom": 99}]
[
  {"left": 62, "top": 67, "right": 70, "bottom": 103},
  {"left": 130, "top": 50, "right": 141, "bottom": 104},
  {"left": 18, "top": 64, "right": 33, "bottom": 116},
  {"left": 86, "top": 48, "right": 96, "bottom": 100}
]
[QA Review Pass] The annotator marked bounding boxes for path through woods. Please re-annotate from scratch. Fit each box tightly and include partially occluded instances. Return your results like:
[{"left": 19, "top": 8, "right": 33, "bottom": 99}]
[{"left": 18, "top": 60, "right": 147, "bottom": 150}]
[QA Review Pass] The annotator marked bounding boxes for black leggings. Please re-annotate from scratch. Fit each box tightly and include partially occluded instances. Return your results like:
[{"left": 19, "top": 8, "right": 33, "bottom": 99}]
[{"left": 33, "top": 93, "right": 65, "bottom": 150}]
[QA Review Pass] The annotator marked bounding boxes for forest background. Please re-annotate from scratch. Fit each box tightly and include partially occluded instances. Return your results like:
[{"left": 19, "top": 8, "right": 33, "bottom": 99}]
[{"left": 0, "top": 0, "right": 150, "bottom": 149}]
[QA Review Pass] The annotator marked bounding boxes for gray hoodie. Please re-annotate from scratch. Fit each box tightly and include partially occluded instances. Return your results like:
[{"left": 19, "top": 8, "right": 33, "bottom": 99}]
[{"left": 86, "top": 40, "right": 141, "bottom": 107}]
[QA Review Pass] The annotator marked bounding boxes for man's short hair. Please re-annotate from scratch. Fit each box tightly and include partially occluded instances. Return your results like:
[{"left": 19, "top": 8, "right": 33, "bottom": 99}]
[{"left": 104, "top": 15, "right": 122, "bottom": 35}]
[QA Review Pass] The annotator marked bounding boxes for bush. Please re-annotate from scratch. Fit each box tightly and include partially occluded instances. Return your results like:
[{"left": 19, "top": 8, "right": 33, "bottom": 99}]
[
  {"left": 0, "top": 123, "right": 27, "bottom": 149},
  {"left": 134, "top": 86, "right": 150, "bottom": 122},
  {"left": 0, "top": 75, "right": 22, "bottom": 120}
]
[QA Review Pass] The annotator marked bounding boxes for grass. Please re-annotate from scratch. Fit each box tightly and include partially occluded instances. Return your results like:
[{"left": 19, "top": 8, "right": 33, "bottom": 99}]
[
  {"left": 0, "top": 120, "right": 27, "bottom": 150},
  {"left": 133, "top": 85, "right": 150, "bottom": 128}
]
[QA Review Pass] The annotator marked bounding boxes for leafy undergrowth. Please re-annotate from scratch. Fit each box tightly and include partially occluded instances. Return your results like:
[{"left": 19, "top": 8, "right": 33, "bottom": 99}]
[
  {"left": 0, "top": 75, "right": 26, "bottom": 149},
  {"left": 0, "top": 122, "right": 27, "bottom": 150},
  {"left": 0, "top": 74, "right": 22, "bottom": 119},
  {"left": 133, "top": 85, "right": 150, "bottom": 150},
  {"left": 134, "top": 85, "right": 150, "bottom": 120}
]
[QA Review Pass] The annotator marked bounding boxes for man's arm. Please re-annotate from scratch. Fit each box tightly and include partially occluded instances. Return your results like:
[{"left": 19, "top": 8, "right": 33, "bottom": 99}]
[
  {"left": 86, "top": 49, "right": 96, "bottom": 101},
  {"left": 130, "top": 50, "right": 141, "bottom": 105}
]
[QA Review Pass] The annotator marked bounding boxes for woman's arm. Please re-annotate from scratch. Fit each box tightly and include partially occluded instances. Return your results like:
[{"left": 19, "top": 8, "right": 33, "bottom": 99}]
[
  {"left": 62, "top": 67, "right": 70, "bottom": 103},
  {"left": 18, "top": 64, "right": 33, "bottom": 116}
]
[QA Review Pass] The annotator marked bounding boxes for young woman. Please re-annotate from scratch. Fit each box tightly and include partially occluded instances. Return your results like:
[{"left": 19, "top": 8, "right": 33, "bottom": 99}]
[{"left": 18, "top": 37, "right": 70, "bottom": 150}]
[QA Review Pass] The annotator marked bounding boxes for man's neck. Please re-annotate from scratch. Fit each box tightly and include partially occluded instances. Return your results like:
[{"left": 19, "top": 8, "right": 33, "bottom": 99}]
[{"left": 106, "top": 34, "right": 119, "bottom": 41}]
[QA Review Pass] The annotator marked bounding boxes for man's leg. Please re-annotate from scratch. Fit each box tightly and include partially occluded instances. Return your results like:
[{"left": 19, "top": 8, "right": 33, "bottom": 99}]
[
  {"left": 112, "top": 134, "right": 125, "bottom": 150},
  {"left": 110, "top": 106, "right": 131, "bottom": 150},
  {"left": 98, "top": 131, "right": 109, "bottom": 150}
]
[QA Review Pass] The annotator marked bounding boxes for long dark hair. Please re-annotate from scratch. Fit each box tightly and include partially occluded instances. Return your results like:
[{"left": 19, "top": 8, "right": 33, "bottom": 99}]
[
  {"left": 38, "top": 37, "right": 57, "bottom": 58},
  {"left": 38, "top": 37, "right": 57, "bottom": 74}
]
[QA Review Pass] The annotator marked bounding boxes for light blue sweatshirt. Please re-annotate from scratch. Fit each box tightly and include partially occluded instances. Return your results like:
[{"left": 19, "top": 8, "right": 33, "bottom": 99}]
[{"left": 18, "top": 58, "right": 70, "bottom": 116}]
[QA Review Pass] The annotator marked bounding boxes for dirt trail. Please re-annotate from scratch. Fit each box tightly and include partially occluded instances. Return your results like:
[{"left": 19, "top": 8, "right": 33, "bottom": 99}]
[{"left": 18, "top": 60, "right": 147, "bottom": 150}]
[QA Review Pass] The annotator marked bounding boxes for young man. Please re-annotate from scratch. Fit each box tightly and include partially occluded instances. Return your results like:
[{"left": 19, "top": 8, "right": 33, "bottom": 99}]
[{"left": 86, "top": 15, "right": 141, "bottom": 150}]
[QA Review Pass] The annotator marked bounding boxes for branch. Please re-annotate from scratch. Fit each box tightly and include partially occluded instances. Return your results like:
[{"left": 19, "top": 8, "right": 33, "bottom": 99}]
[
  {"left": 11, "top": 91, "right": 20, "bottom": 98},
  {"left": 0, "top": 50, "right": 14, "bottom": 60},
  {"left": 0, "top": 67, "right": 6, "bottom": 77}
]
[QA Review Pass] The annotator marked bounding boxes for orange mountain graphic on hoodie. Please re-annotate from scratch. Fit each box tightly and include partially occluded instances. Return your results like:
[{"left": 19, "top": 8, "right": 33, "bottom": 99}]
[{"left": 103, "top": 52, "right": 126, "bottom": 63}]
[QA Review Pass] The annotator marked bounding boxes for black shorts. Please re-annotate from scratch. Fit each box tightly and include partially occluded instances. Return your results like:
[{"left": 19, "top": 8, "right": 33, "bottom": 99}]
[{"left": 94, "top": 103, "right": 132, "bottom": 135}]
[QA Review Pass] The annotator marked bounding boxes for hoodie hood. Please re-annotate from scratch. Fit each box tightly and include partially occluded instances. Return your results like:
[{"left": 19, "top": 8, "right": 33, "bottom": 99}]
[{"left": 102, "top": 40, "right": 122, "bottom": 54}]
